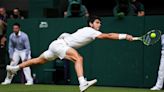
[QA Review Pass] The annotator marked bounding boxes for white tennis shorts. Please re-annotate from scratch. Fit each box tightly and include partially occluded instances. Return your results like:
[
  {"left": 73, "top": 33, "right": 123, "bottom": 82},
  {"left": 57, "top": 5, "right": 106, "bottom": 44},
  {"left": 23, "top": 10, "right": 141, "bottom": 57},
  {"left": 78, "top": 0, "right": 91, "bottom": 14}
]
[{"left": 40, "top": 39, "right": 70, "bottom": 61}]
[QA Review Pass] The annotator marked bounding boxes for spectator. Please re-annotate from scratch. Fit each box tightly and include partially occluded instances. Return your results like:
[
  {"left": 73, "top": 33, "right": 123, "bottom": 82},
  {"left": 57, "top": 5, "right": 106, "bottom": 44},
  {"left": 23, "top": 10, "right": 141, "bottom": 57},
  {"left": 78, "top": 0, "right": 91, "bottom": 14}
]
[
  {"left": 0, "top": 7, "right": 8, "bottom": 22},
  {"left": 113, "top": 0, "right": 135, "bottom": 18},
  {"left": 0, "top": 7, "right": 7, "bottom": 48},
  {"left": 64, "top": 0, "right": 89, "bottom": 18},
  {"left": 1, "top": 23, "right": 33, "bottom": 85},
  {"left": 10, "top": 8, "right": 24, "bottom": 19},
  {"left": 131, "top": 0, "right": 145, "bottom": 16}
]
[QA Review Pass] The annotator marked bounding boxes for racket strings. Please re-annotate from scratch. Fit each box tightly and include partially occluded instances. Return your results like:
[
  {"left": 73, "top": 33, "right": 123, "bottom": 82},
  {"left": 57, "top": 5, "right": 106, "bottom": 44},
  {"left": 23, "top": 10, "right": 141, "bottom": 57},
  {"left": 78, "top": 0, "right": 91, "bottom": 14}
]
[{"left": 142, "top": 30, "right": 161, "bottom": 45}]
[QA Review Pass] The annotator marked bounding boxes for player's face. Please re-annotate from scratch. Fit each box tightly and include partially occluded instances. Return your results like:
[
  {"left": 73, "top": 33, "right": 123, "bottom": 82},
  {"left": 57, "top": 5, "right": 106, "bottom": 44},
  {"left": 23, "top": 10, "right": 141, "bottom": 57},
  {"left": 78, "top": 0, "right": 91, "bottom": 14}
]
[
  {"left": 13, "top": 25, "right": 20, "bottom": 34},
  {"left": 90, "top": 19, "right": 101, "bottom": 30}
]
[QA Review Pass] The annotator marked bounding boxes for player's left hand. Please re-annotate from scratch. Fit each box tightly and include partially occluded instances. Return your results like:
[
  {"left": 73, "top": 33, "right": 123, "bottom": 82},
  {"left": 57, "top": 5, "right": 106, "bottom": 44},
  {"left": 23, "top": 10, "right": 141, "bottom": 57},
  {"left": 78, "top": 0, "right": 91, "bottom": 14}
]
[{"left": 126, "top": 35, "right": 133, "bottom": 41}]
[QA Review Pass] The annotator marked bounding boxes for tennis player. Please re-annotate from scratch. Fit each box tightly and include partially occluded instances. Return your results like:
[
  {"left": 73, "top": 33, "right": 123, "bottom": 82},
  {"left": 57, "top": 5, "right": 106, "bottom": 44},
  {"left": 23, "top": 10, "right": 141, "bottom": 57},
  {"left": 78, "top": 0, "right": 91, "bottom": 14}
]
[{"left": 6, "top": 16, "right": 133, "bottom": 92}]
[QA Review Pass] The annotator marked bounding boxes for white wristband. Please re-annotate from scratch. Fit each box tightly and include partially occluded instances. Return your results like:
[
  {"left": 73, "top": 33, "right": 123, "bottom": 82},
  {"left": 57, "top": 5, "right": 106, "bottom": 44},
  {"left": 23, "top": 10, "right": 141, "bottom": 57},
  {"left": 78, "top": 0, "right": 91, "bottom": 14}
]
[{"left": 119, "top": 34, "right": 127, "bottom": 40}]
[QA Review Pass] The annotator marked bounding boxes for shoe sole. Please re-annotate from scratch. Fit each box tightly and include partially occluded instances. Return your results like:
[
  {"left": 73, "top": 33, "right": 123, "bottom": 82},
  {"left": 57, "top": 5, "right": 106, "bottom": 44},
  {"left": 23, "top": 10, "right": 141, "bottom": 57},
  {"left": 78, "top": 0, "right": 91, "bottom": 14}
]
[
  {"left": 1, "top": 83, "right": 10, "bottom": 85},
  {"left": 150, "top": 86, "right": 161, "bottom": 90},
  {"left": 150, "top": 89, "right": 161, "bottom": 91},
  {"left": 150, "top": 89, "right": 161, "bottom": 90},
  {"left": 80, "top": 79, "right": 97, "bottom": 92},
  {"left": 25, "top": 84, "right": 33, "bottom": 86}
]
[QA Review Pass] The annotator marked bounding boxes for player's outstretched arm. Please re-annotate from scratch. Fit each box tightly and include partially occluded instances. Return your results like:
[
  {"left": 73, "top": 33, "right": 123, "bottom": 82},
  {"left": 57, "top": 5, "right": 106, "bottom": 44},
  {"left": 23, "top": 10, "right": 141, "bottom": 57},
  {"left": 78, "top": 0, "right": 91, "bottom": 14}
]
[{"left": 96, "top": 33, "right": 133, "bottom": 41}]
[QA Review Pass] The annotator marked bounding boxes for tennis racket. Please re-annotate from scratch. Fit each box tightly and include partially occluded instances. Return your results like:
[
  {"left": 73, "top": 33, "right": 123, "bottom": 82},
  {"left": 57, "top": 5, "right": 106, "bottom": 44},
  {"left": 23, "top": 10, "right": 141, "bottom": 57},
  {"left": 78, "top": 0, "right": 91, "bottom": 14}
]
[{"left": 132, "top": 29, "right": 161, "bottom": 46}]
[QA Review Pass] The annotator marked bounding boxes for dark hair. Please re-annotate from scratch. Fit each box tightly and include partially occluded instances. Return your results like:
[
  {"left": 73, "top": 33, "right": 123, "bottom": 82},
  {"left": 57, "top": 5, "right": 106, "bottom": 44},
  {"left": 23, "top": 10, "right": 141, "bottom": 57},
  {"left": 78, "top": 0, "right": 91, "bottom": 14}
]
[
  {"left": 13, "top": 8, "right": 20, "bottom": 10},
  {"left": 87, "top": 15, "right": 101, "bottom": 27},
  {"left": 13, "top": 23, "right": 20, "bottom": 28}
]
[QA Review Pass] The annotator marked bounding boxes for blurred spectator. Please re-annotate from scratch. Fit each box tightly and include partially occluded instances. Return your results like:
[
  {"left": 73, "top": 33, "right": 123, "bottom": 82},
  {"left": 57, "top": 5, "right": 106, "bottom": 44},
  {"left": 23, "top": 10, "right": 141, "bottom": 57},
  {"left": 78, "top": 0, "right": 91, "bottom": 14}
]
[
  {"left": 64, "top": 0, "right": 89, "bottom": 18},
  {"left": 0, "top": 35, "right": 6, "bottom": 48},
  {"left": 0, "top": 7, "right": 7, "bottom": 48},
  {"left": 131, "top": 0, "right": 145, "bottom": 16},
  {"left": 10, "top": 8, "right": 24, "bottom": 19},
  {"left": 113, "top": 0, "right": 135, "bottom": 19},
  {"left": 0, "top": 7, "right": 8, "bottom": 22}
]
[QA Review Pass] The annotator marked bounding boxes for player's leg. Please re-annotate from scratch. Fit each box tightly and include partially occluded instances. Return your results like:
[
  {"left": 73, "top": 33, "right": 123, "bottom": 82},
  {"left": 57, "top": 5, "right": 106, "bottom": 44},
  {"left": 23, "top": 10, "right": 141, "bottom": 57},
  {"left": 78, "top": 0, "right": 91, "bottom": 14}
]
[
  {"left": 1, "top": 51, "right": 20, "bottom": 85},
  {"left": 6, "top": 50, "right": 57, "bottom": 75},
  {"left": 64, "top": 48, "right": 97, "bottom": 92},
  {"left": 151, "top": 50, "right": 164, "bottom": 90},
  {"left": 7, "top": 56, "right": 47, "bottom": 73},
  {"left": 20, "top": 51, "right": 33, "bottom": 85},
  {"left": 65, "top": 48, "right": 84, "bottom": 78}
]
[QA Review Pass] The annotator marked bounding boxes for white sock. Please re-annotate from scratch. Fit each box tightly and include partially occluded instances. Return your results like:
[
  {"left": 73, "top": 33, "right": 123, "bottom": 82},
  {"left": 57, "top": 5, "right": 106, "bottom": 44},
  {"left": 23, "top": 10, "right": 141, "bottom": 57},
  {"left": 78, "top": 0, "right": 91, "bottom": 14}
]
[
  {"left": 14, "top": 66, "right": 20, "bottom": 71},
  {"left": 78, "top": 76, "right": 87, "bottom": 85}
]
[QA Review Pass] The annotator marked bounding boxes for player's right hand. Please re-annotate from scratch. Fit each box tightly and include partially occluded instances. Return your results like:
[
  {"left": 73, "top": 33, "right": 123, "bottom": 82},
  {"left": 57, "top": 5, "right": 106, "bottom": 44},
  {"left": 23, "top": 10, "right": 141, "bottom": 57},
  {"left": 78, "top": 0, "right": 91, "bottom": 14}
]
[{"left": 126, "top": 35, "right": 133, "bottom": 41}]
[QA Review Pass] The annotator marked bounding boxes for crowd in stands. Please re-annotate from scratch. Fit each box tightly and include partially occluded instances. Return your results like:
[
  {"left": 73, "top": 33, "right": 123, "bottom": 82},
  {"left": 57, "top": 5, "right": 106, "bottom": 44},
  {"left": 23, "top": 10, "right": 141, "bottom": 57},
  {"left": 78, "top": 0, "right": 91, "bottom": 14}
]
[
  {"left": 113, "top": 0, "right": 144, "bottom": 19},
  {"left": 0, "top": 7, "right": 24, "bottom": 49}
]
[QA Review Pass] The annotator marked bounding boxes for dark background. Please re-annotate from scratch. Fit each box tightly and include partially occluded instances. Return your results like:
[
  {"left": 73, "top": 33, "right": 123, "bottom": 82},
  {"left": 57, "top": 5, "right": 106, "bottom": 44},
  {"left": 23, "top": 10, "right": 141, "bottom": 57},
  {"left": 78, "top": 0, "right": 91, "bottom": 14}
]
[
  {"left": 82, "top": 0, "right": 164, "bottom": 16},
  {"left": 1, "top": 0, "right": 164, "bottom": 17}
]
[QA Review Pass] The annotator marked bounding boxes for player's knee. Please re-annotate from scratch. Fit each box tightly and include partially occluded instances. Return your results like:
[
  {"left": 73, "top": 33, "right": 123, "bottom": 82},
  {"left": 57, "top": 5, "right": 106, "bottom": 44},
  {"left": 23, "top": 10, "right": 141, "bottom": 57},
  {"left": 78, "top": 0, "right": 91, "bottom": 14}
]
[
  {"left": 38, "top": 58, "right": 47, "bottom": 64},
  {"left": 79, "top": 56, "right": 83, "bottom": 62},
  {"left": 75, "top": 56, "right": 83, "bottom": 63}
]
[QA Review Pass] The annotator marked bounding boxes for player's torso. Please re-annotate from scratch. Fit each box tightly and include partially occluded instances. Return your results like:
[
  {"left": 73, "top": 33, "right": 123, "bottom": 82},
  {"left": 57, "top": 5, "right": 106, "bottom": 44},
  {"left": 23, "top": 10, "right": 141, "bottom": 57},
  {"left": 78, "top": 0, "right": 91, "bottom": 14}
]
[{"left": 64, "top": 27, "right": 96, "bottom": 48}]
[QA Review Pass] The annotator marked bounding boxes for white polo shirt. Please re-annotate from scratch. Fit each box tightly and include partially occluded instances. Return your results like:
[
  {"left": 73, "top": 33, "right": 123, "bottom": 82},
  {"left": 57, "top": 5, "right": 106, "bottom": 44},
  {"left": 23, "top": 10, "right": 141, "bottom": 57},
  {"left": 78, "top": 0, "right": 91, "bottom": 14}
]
[{"left": 64, "top": 27, "right": 102, "bottom": 48}]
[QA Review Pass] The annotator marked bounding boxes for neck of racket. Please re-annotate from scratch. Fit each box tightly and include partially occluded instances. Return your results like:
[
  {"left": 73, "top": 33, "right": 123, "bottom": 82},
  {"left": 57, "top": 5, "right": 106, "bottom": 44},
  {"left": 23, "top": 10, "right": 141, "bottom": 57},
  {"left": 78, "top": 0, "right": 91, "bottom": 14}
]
[{"left": 132, "top": 37, "right": 141, "bottom": 40}]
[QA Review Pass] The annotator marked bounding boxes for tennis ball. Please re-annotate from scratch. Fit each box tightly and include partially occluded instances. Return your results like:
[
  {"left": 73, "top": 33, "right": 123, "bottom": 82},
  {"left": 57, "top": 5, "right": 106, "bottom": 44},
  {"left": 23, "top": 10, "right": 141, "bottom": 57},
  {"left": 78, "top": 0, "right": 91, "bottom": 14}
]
[{"left": 150, "top": 33, "right": 156, "bottom": 38}]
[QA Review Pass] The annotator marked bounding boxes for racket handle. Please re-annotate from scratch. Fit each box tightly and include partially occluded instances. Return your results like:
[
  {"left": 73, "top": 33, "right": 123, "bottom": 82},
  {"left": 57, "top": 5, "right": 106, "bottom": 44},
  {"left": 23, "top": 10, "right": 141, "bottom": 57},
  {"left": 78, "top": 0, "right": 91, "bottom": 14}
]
[{"left": 132, "top": 37, "right": 140, "bottom": 40}]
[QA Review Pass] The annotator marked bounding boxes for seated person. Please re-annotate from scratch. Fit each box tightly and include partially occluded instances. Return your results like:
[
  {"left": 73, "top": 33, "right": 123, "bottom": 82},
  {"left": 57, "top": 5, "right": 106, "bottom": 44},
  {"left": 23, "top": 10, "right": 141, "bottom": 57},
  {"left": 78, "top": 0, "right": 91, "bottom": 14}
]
[
  {"left": 113, "top": 0, "right": 135, "bottom": 19},
  {"left": 131, "top": 0, "right": 145, "bottom": 16},
  {"left": 64, "top": 0, "right": 89, "bottom": 17},
  {"left": 10, "top": 8, "right": 24, "bottom": 19}
]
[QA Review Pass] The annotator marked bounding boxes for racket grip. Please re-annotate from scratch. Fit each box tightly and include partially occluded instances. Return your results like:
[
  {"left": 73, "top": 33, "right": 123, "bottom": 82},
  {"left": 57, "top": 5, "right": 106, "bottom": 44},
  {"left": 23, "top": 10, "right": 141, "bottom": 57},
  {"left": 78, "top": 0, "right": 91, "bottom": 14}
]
[{"left": 132, "top": 37, "right": 140, "bottom": 40}]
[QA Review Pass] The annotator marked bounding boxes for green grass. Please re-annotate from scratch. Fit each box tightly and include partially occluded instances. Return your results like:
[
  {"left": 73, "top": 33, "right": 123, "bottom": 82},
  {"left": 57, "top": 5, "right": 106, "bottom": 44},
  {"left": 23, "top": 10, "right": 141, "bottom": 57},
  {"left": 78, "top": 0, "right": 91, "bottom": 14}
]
[{"left": 0, "top": 84, "right": 163, "bottom": 92}]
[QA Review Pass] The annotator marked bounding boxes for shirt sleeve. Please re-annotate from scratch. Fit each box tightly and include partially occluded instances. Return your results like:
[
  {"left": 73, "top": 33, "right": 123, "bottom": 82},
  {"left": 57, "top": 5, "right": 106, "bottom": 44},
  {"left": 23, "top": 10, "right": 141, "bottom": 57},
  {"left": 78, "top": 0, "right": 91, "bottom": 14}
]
[
  {"left": 138, "top": 3, "right": 144, "bottom": 11},
  {"left": 8, "top": 35, "right": 14, "bottom": 59},
  {"left": 58, "top": 33, "right": 71, "bottom": 39},
  {"left": 91, "top": 29, "right": 102, "bottom": 40}
]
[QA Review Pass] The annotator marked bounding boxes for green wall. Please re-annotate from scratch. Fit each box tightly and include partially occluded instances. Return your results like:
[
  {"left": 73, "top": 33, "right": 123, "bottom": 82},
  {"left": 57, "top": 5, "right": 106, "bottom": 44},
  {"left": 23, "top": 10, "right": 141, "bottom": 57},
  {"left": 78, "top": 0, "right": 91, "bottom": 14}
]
[{"left": 7, "top": 16, "right": 164, "bottom": 87}]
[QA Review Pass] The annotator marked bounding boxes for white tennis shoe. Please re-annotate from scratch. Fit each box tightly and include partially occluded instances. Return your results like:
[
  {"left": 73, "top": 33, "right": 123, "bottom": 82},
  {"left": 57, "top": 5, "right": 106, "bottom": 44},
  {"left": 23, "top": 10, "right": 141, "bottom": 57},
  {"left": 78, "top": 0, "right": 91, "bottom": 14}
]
[
  {"left": 25, "top": 81, "right": 33, "bottom": 85},
  {"left": 150, "top": 86, "right": 162, "bottom": 90},
  {"left": 79, "top": 79, "right": 97, "bottom": 92},
  {"left": 1, "top": 80, "right": 11, "bottom": 85}
]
